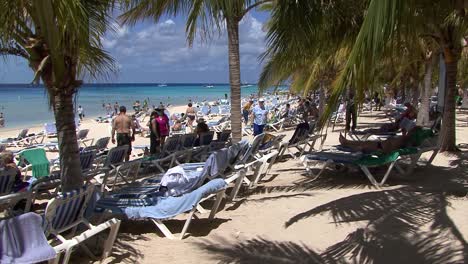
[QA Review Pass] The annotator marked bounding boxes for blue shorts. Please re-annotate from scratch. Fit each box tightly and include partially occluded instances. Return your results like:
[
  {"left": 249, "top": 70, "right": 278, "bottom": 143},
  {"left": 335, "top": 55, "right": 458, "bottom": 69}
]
[{"left": 253, "top": 123, "right": 265, "bottom": 136}]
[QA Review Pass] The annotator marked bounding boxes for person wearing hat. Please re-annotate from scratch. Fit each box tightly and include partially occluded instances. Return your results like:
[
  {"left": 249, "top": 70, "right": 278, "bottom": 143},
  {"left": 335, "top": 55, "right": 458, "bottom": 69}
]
[
  {"left": 242, "top": 99, "right": 254, "bottom": 125},
  {"left": 111, "top": 106, "right": 135, "bottom": 161},
  {"left": 252, "top": 98, "right": 269, "bottom": 136}
]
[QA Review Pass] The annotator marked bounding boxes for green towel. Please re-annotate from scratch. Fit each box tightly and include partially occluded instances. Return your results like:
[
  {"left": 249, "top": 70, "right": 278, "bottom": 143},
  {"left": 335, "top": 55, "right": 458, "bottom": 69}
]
[
  {"left": 409, "top": 127, "right": 434, "bottom": 146},
  {"left": 354, "top": 151, "right": 400, "bottom": 166},
  {"left": 397, "top": 147, "right": 419, "bottom": 156},
  {"left": 20, "top": 148, "right": 50, "bottom": 178}
]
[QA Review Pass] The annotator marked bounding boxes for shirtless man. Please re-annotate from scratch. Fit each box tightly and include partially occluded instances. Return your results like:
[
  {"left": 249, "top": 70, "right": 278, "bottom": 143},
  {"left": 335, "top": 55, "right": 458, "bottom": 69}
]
[
  {"left": 111, "top": 106, "right": 135, "bottom": 161},
  {"left": 185, "top": 103, "right": 197, "bottom": 129}
]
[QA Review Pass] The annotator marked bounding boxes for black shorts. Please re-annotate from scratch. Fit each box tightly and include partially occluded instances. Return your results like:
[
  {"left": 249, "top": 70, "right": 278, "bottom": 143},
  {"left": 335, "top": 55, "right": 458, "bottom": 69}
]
[{"left": 117, "top": 133, "right": 132, "bottom": 152}]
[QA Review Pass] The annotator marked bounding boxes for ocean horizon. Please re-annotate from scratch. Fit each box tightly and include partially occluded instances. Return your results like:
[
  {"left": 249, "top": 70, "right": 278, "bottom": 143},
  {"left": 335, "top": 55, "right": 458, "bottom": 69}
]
[{"left": 0, "top": 83, "right": 281, "bottom": 129}]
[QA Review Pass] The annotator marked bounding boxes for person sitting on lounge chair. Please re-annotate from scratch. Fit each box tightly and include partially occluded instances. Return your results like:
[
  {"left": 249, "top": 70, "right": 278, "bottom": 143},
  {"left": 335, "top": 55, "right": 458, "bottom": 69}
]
[
  {"left": 194, "top": 118, "right": 210, "bottom": 146},
  {"left": 0, "top": 151, "right": 29, "bottom": 192},
  {"left": 339, "top": 126, "right": 432, "bottom": 154}
]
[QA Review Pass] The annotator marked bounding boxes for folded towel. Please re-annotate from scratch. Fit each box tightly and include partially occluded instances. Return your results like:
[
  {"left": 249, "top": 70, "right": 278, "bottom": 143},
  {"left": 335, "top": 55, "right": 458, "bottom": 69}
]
[
  {"left": 124, "top": 178, "right": 227, "bottom": 220},
  {"left": 0, "top": 212, "right": 56, "bottom": 263}
]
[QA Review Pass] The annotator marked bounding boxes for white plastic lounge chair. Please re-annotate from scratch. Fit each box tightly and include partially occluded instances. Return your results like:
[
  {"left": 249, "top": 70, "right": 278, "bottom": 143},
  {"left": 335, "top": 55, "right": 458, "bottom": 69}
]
[
  {"left": 301, "top": 149, "right": 401, "bottom": 188},
  {"left": 100, "top": 159, "right": 142, "bottom": 193},
  {"left": 44, "top": 184, "right": 121, "bottom": 264},
  {"left": 77, "top": 129, "right": 93, "bottom": 147},
  {"left": 95, "top": 178, "right": 227, "bottom": 240},
  {"left": 44, "top": 123, "right": 57, "bottom": 137},
  {"left": 0, "top": 167, "right": 32, "bottom": 217},
  {"left": 266, "top": 117, "right": 285, "bottom": 132}
]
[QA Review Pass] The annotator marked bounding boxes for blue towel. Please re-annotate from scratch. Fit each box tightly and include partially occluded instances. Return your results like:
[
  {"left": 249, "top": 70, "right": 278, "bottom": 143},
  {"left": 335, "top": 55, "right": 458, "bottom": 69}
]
[
  {"left": 124, "top": 179, "right": 227, "bottom": 220},
  {"left": 0, "top": 212, "right": 56, "bottom": 263}
]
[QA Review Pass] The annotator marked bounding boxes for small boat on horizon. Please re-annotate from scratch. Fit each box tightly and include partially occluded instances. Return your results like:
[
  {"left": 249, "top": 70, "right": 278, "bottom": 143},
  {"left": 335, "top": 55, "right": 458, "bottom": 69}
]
[
  {"left": 158, "top": 83, "right": 168, "bottom": 87},
  {"left": 204, "top": 84, "right": 214, "bottom": 88}
]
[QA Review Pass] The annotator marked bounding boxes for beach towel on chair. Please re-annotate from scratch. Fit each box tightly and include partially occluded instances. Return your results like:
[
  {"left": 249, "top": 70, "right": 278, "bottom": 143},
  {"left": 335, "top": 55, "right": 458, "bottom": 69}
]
[
  {"left": 0, "top": 212, "right": 56, "bottom": 263},
  {"left": 124, "top": 178, "right": 227, "bottom": 220},
  {"left": 160, "top": 165, "right": 205, "bottom": 197},
  {"left": 19, "top": 148, "right": 50, "bottom": 178}
]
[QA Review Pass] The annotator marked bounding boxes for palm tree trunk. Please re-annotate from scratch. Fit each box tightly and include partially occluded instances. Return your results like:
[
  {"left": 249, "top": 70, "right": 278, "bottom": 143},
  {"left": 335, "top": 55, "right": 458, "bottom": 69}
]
[
  {"left": 226, "top": 18, "right": 242, "bottom": 143},
  {"left": 53, "top": 89, "right": 83, "bottom": 191},
  {"left": 417, "top": 54, "right": 435, "bottom": 127},
  {"left": 439, "top": 48, "right": 458, "bottom": 151}
]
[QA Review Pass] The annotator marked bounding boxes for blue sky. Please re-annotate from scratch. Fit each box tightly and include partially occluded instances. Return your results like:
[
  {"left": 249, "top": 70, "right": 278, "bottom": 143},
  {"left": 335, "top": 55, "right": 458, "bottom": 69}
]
[{"left": 0, "top": 10, "right": 269, "bottom": 84}]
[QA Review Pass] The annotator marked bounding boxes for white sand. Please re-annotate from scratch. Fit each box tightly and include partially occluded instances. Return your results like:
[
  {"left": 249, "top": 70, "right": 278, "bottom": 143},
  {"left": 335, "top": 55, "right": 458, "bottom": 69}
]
[{"left": 2, "top": 109, "right": 467, "bottom": 263}]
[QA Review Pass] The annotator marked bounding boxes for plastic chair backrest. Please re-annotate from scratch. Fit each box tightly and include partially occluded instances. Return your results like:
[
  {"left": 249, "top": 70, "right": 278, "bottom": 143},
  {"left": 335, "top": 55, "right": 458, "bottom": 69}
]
[
  {"left": 94, "top": 137, "right": 110, "bottom": 150},
  {"left": 80, "top": 150, "right": 96, "bottom": 172},
  {"left": 76, "top": 129, "right": 89, "bottom": 140},
  {"left": 105, "top": 145, "right": 128, "bottom": 167},
  {"left": 181, "top": 134, "right": 196, "bottom": 149},
  {"left": 163, "top": 136, "right": 180, "bottom": 154},
  {"left": 44, "top": 185, "right": 93, "bottom": 235},
  {"left": 199, "top": 131, "right": 214, "bottom": 146},
  {"left": 18, "top": 129, "right": 28, "bottom": 139},
  {"left": 217, "top": 130, "right": 231, "bottom": 142},
  {"left": 0, "top": 167, "right": 16, "bottom": 195}
]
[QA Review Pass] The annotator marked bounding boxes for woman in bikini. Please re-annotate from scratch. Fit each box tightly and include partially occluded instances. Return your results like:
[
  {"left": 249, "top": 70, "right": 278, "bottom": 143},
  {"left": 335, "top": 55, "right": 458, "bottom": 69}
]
[{"left": 185, "top": 103, "right": 197, "bottom": 129}]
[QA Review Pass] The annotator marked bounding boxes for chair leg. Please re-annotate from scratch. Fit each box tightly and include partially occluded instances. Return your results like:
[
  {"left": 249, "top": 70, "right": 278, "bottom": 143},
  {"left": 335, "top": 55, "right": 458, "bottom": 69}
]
[
  {"left": 101, "top": 219, "right": 121, "bottom": 261},
  {"left": 152, "top": 219, "right": 175, "bottom": 239},
  {"left": 379, "top": 161, "right": 396, "bottom": 186},
  {"left": 229, "top": 170, "right": 245, "bottom": 201},
  {"left": 209, "top": 191, "right": 225, "bottom": 220},
  {"left": 427, "top": 150, "right": 439, "bottom": 165},
  {"left": 179, "top": 209, "right": 197, "bottom": 240},
  {"left": 359, "top": 166, "right": 381, "bottom": 188}
]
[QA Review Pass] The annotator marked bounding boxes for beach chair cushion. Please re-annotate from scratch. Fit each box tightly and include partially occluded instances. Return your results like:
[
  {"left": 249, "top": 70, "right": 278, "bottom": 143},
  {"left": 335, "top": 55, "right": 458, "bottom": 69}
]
[{"left": 19, "top": 148, "right": 50, "bottom": 178}]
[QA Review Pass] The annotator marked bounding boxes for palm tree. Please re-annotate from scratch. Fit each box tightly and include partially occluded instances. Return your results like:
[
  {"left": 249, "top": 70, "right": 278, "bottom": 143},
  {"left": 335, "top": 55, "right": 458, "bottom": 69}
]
[
  {"left": 0, "top": 1, "right": 115, "bottom": 191},
  {"left": 121, "top": 0, "right": 272, "bottom": 143},
  {"left": 258, "top": 0, "right": 367, "bottom": 124},
  {"left": 322, "top": 0, "right": 467, "bottom": 151}
]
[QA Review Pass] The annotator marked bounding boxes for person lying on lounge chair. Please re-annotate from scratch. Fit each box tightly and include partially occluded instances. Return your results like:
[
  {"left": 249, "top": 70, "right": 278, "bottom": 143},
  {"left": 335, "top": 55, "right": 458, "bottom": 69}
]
[
  {"left": 339, "top": 126, "right": 433, "bottom": 154},
  {"left": 354, "top": 102, "right": 418, "bottom": 135}
]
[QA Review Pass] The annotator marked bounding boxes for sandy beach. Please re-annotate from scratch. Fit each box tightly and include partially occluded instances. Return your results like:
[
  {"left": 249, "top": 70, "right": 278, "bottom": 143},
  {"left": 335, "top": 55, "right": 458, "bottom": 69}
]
[{"left": 3, "top": 109, "right": 464, "bottom": 263}]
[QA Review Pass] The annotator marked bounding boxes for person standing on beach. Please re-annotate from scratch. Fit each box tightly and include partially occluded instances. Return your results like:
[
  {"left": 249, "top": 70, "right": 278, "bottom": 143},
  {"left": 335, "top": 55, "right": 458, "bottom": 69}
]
[
  {"left": 0, "top": 112, "right": 4, "bottom": 127},
  {"left": 148, "top": 111, "right": 160, "bottom": 154},
  {"left": 111, "top": 106, "right": 135, "bottom": 161},
  {"left": 155, "top": 107, "right": 170, "bottom": 147},
  {"left": 252, "top": 98, "right": 268, "bottom": 136},
  {"left": 345, "top": 91, "right": 357, "bottom": 132},
  {"left": 242, "top": 99, "right": 253, "bottom": 125},
  {"left": 114, "top": 102, "right": 119, "bottom": 115},
  {"left": 78, "top": 105, "right": 84, "bottom": 121},
  {"left": 106, "top": 103, "right": 112, "bottom": 115},
  {"left": 185, "top": 103, "right": 197, "bottom": 129}
]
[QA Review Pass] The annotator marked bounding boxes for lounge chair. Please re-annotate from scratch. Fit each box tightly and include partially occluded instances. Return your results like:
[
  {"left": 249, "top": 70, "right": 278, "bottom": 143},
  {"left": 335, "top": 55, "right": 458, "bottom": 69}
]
[
  {"left": 1, "top": 128, "right": 28, "bottom": 148},
  {"left": 100, "top": 159, "right": 142, "bottom": 193},
  {"left": 301, "top": 149, "right": 400, "bottom": 188},
  {"left": 44, "top": 123, "right": 57, "bottom": 137},
  {"left": 83, "top": 137, "right": 110, "bottom": 154},
  {"left": 44, "top": 184, "right": 121, "bottom": 263},
  {"left": 76, "top": 129, "right": 93, "bottom": 147},
  {"left": 95, "top": 178, "right": 227, "bottom": 240},
  {"left": 0, "top": 167, "right": 32, "bottom": 217}
]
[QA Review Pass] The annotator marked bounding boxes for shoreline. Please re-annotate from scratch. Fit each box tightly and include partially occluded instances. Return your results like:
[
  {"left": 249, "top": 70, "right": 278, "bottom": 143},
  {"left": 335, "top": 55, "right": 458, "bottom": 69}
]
[{"left": 0, "top": 103, "right": 188, "bottom": 138}]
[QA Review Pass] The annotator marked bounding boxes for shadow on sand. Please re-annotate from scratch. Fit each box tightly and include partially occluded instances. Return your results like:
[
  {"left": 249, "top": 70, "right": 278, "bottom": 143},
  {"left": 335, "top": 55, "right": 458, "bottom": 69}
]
[{"left": 198, "top": 151, "right": 468, "bottom": 264}]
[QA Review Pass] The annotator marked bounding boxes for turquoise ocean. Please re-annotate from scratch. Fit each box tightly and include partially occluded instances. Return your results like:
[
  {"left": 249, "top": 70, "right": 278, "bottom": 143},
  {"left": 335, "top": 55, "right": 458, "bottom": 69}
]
[{"left": 0, "top": 83, "right": 266, "bottom": 128}]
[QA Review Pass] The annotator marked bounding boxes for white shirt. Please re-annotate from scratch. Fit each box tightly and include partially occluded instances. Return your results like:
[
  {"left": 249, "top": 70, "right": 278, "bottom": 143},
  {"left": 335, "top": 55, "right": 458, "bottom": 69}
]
[
  {"left": 78, "top": 107, "right": 83, "bottom": 114},
  {"left": 253, "top": 105, "right": 268, "bottom": 125}
]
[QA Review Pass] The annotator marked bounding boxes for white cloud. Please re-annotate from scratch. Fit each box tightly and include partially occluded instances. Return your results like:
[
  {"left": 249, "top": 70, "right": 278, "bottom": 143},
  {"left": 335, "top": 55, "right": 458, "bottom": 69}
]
[{"left": 100, "top": 14, "right": 267, "bottom": 82}]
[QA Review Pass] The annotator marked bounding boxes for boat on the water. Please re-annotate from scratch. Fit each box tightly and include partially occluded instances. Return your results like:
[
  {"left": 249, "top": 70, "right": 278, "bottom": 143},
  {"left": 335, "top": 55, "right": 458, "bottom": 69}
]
[
  {"left": 204, "top": 85, "right": 214, "bottom": 88},
  {"left": 158, "top": 83, "right": 168, "bottom": 87}
]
